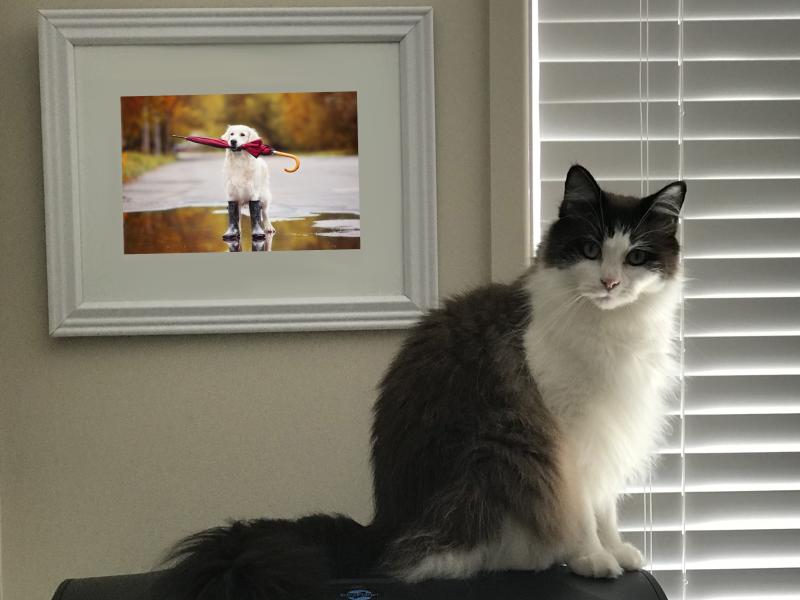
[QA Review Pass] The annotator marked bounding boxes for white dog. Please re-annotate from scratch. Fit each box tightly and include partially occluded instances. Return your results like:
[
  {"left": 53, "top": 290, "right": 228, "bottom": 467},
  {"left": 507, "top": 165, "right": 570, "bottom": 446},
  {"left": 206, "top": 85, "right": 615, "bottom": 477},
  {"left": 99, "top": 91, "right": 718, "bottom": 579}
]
[{"left": 221, "top": 124, "right": 274, "bottom": 240}]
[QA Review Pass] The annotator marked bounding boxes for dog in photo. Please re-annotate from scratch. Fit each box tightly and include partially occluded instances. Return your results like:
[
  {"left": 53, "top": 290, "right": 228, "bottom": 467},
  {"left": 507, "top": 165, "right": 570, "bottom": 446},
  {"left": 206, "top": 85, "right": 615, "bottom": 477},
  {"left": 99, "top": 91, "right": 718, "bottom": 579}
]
[{"left": 221, "top": 124, "right": 275, "bottom": 240}]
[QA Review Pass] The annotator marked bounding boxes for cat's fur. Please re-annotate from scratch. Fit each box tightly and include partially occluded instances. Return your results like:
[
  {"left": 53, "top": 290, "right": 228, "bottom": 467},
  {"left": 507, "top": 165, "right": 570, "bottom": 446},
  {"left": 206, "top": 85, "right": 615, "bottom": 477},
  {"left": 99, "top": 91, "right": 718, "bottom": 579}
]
[{"left": 158, "top": 165, "right": 686, "bottom": 599}]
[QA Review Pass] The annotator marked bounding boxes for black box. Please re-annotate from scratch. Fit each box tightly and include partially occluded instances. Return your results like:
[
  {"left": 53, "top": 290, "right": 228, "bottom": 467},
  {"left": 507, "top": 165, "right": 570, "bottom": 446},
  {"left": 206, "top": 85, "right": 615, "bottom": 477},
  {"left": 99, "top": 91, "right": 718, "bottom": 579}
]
[{"left": 53, "top": 567, "right": 668, "bottom": 600}]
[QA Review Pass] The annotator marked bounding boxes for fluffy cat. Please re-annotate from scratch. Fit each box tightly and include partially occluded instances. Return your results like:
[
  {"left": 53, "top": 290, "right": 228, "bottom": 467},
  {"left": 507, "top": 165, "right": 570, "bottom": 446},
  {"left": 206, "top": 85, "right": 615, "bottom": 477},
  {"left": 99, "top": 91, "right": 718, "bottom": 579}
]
[{"left": 159, "top": 165, "right": 686, "bottom": 599}]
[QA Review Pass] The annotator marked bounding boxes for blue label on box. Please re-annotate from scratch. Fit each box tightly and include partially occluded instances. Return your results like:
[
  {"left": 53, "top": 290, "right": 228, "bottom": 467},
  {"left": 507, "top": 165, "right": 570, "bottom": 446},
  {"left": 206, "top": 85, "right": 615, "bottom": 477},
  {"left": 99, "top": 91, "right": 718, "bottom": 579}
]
[{"left": 341, "top": 589, "right": 378, "bottom": 600}]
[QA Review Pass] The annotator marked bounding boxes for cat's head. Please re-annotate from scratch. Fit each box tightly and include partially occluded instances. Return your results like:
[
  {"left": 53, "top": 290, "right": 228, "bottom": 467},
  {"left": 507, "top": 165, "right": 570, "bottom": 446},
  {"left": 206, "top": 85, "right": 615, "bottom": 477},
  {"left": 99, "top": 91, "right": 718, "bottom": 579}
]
[{"left": 541, "top": 165, "right": 686, "bottom": 310}]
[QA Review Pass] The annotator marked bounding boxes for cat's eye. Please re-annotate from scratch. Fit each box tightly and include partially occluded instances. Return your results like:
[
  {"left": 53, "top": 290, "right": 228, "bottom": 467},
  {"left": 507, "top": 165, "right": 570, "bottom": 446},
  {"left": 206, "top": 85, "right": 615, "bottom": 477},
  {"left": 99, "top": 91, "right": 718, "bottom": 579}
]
[
  {"left": 626, "top": 249, "right": 648, "bottom": 266},
  {"left": 581, "top": 241, "right": 601, "bottom": 260}
]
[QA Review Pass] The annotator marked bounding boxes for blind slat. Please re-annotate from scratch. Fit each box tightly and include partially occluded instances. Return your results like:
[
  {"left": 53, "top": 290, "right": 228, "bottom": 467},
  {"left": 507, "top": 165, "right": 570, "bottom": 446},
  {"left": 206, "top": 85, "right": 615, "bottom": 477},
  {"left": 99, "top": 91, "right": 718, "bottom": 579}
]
[
  {"left": 685, "top": 375, "right": 800, "bottom": 414},
  {"left": 540, "top": 62, "right": 678, "bottom": 102},
  {"left": 541, "top": 0, "right": 800, "bottom": 22},
  {"left": 685, "top": 0, "right": 800, "bottom": 20},
  {"left": 687, "top": 453, "right": 800, "bottom": 492},
  {"left": 685, "top": 21, "right": 800, "bottom": 59},
  {"left": 620, "top": 490, "right": 800, "bottom": 532},
  {"left": 540, "top": 102, "right": 677, "bottom": 140},
  {"left": 544, "top": 140, "right": 800, "bottom": 180},
  {"left": 541, "top": 60, "right": 800, "bottom": 102},
  {"left": 685, "top": 258, "right": 800, "bottom": 298},
  {"left": 541, "top": 140, "right": 678, "bottom": 179},
  {"left": 542, "top": 22, "right": 800, "bottom": 62},
  {"left": 539, "top": 22, "right": 677, "bottom": 61},
  {"left": 650, "top": 568, "right": 800, "bottom": 600},
  {"left": 685, "top": 414, "right": 800, "bottom": 453},
  {"left": 685, "top": 60, "right": 800, "bottom": 100},
  {"left": 629, "top": 452, "right": 800, "bottom": 493},
  {"left": 685, "top": 100, "right": 800, "bottom": 139},
  {"left": 684, "top": 140, "right": 800, "bottom": 177},
  {"left": 686, "top": 490, "right": 800, "bottom": 530},
  {"left": 680, "top": 179, "right": 800, "bottom": 220},
  {"left": 627, "top": 455, "right": 682, "bottom": 492},
  {"left": 685, "top": 298, "right": 800, "bottom": 337},
  {"left": 619, "top": 491, "right": 683, "bottom": 531},
  {"left": 684, "top": 219, "right": 800, "bottom": 259},
  {"left": 681, "top": 567, "right": 800, "bottom": 600},
  {"left": 542, "top": 100, "right": 800, "bottom": 141},
  {"left": 685, "top": 336, "right": 800, "bottom": 376},
  {"left": 539, "top": 0, "right": 678, "bottom": 22},
  {"left": 622, "top": 529, "right": 800, "bottom": 571}
]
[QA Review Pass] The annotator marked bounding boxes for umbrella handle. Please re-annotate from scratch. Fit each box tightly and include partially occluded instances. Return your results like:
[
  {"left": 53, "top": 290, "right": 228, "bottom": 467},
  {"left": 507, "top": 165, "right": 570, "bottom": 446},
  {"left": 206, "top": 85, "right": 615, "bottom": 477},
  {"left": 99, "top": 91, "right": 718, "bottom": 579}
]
[{"left": 272, "top": 150, "right": 301, "bottom": 173}]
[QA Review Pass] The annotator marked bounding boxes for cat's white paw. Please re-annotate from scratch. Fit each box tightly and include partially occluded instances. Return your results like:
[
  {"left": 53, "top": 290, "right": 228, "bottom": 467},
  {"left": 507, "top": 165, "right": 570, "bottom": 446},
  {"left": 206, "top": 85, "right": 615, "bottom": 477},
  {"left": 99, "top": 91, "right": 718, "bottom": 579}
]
[
  {"left": 568, "top": 550, "right": 623, "bottom": 579},
  {"left": 611, "top": 542, "right": 645, "bottom": 571}
]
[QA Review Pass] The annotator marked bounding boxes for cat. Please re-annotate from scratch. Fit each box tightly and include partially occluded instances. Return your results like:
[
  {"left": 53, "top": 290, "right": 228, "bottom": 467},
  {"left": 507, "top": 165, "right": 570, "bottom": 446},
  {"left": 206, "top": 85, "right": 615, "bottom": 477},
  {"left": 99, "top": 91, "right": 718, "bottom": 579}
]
[{"left": 159, "top": 165, "right": 686, "bottom": 599}]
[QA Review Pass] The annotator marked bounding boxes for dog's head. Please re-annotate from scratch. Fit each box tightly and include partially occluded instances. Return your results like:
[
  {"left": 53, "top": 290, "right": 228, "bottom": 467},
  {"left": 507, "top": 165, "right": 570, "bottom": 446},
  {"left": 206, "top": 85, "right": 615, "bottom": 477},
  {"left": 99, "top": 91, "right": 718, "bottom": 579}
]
[{"left": 222, "top": 124, "right": 260, "bottom": 151}]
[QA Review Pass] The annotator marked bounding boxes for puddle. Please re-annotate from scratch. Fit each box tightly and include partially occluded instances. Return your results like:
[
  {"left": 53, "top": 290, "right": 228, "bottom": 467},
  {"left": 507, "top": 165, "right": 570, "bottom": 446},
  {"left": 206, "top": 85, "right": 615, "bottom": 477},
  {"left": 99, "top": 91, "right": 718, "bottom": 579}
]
[{"left": 123, "top": 207, "right": 360, "bottom": 254}]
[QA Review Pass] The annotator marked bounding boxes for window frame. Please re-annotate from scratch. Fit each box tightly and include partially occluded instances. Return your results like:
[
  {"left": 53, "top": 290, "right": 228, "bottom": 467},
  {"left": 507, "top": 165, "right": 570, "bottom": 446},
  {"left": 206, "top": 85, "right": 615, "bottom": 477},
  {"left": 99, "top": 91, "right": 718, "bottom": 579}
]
[{"left": 488, "top": 0, "right": 535, "bottom": 282}]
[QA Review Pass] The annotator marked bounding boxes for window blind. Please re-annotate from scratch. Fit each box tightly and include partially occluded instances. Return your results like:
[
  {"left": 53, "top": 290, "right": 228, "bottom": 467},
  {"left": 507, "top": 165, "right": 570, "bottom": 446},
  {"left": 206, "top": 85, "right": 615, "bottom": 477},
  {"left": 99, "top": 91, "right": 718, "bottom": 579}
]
[{"left": 536, "top": 1, "right": 800, "bottom": 598}]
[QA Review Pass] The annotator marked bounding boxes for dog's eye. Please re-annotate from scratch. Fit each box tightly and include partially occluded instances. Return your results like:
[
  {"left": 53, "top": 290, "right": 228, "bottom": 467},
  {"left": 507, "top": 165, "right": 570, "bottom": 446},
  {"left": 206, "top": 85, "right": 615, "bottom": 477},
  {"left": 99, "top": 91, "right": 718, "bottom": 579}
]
[{"left": 240, "top": 133, "right": 245, "bottom": 137}]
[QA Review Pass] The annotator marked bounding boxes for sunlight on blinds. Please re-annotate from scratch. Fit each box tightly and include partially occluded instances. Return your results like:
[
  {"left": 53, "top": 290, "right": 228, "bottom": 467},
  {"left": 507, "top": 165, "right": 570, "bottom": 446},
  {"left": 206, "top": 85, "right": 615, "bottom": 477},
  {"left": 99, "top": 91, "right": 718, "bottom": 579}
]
[{"left": 536, "top": 1, "right": 800, "bottom": 598}]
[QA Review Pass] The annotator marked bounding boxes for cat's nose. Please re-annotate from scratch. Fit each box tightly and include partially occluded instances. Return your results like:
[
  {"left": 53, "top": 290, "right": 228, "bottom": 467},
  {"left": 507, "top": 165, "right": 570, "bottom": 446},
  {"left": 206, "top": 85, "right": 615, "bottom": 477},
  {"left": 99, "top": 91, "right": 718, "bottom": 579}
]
[{"left": 601, "top": 278, "right": 620, "bottom": 291}]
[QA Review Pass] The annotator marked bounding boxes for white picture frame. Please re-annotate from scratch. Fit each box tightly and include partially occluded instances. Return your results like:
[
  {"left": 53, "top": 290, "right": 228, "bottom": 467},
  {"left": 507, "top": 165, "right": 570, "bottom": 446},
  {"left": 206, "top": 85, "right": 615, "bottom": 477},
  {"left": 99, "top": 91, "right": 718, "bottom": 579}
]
[{"left": 38, "top": 7, "right": 437, "bottom": 336}]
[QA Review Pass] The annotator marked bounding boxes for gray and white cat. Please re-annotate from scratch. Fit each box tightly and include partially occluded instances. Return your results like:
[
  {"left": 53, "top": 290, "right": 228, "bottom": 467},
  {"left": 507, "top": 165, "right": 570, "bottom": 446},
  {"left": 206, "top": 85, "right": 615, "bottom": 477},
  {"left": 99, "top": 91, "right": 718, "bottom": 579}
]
[{"left": 160, "top": 165, "right": 687, "bottom": 600}]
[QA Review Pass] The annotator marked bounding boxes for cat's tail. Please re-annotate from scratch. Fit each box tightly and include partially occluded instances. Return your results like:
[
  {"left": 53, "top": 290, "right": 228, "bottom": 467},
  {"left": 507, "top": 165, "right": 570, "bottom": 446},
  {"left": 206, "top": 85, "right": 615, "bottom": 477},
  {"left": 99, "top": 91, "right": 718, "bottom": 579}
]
[{"left": 156, "top": 514, "right": 384, "bottom": 600}]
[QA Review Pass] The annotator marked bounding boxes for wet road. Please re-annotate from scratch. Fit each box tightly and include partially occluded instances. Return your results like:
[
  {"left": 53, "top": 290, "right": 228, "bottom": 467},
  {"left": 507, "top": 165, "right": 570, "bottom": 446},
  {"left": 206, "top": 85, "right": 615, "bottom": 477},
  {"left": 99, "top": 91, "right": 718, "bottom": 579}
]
[{"left": 121, "top": 152, "right": 360, "bottom": 253}]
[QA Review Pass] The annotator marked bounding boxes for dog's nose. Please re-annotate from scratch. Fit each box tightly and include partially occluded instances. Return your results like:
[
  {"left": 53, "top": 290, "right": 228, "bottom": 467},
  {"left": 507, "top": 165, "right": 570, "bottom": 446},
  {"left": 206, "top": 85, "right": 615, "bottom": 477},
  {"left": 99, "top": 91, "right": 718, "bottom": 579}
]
[{"left": 229, "top": 139, "right": 238, "bottom": 147}]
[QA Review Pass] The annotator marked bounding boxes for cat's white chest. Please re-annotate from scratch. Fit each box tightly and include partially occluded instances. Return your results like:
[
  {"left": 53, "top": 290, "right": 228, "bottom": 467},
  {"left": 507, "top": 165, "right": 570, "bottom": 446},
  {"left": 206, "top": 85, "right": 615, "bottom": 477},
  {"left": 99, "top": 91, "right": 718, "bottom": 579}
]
[{"left": 523, "top": 282, "right": 679, "bottom": 497}]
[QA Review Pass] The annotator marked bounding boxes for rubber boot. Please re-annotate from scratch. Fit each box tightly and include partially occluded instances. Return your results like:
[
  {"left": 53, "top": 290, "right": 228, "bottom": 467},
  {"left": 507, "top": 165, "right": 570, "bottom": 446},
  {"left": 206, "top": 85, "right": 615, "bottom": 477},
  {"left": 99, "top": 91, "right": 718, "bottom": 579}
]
[
  {"left": 225, "top": 240, "right": 242, "bottom": 252},
  {"left": 249, "top": 200, "right": 266, "bottom": 240},
  {"left": 222, "top": 201, "right": 241, "bottom": 240}
]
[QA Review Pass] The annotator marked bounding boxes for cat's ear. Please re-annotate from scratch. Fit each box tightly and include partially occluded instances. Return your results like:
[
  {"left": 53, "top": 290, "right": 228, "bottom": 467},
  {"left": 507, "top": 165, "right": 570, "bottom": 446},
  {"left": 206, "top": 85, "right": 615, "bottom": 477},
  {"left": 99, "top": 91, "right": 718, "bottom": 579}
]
[
  {"left": 560, "top": 164, "right": 602, "bottom": 218},
  {"left": 644, "top": 181, "right": 686, "bottom": 222}
]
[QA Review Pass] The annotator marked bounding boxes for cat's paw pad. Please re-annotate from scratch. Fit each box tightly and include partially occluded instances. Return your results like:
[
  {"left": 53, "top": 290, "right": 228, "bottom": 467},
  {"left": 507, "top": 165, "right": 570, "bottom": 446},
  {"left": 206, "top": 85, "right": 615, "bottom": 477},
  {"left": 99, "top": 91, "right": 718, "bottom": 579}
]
[
  {"left": 568, "top": 550, "right": 623, "bottom": 579},
  {"left": 611, "top": 542, "right": 645, "bottom": 571}
]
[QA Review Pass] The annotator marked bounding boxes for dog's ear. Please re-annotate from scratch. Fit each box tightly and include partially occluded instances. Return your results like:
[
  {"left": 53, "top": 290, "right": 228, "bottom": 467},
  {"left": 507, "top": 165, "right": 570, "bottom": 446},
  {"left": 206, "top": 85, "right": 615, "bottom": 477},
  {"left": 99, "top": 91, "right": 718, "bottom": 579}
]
[
  {"left": 249, "top": 127, "right": 260, "bottom": 141},
  {"left": 221, "top": 125, "right": 231, "bottom": 138}
]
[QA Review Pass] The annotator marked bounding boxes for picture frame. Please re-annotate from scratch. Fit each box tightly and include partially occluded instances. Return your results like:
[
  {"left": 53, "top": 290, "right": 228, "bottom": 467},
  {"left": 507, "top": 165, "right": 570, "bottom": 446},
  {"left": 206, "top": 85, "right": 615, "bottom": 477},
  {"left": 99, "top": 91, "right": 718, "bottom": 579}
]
[{"left": 38, "top": 7, "right": 437, "bottom": 336}]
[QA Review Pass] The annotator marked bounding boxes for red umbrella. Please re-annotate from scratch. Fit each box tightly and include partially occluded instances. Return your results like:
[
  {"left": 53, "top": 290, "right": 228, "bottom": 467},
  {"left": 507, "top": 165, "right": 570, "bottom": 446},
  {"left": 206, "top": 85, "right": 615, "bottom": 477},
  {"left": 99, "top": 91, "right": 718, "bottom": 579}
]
[{"left": 171, "top": 135, "right": 300, "bottom": 173}]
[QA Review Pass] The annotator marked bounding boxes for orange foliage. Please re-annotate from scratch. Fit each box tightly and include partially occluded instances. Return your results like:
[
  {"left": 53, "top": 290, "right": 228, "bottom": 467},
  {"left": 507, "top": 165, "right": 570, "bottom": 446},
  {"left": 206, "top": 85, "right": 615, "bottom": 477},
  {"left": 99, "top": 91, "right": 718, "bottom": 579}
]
[{"left": 121, "top": 91, "right": 358, "bottom": 155}]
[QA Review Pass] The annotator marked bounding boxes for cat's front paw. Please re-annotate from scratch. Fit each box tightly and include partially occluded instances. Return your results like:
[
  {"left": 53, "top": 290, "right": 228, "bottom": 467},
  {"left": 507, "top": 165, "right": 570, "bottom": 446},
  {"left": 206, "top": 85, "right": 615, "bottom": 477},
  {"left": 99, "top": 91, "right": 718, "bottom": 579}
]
[
  {"left": 568, "top": 550, "right": 623, "bottom": 579},
  {"left": 611, "top": 542, "right": 645, "bottom": 571}
]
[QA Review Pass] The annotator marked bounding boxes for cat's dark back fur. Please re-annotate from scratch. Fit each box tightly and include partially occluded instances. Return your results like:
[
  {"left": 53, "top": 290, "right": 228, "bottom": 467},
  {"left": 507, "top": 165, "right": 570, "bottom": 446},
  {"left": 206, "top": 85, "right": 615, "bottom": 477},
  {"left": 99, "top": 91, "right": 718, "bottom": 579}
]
[{"left": 372, "top": 277, "right": 564, "bottom": 573}]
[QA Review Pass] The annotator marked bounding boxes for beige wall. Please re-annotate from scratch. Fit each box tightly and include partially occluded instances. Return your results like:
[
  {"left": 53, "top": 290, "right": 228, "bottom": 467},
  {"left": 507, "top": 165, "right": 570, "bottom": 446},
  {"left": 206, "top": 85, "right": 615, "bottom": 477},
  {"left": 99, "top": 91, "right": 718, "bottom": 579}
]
[{"left": 0, "top": 0, "right": 491, "bottom": 598}]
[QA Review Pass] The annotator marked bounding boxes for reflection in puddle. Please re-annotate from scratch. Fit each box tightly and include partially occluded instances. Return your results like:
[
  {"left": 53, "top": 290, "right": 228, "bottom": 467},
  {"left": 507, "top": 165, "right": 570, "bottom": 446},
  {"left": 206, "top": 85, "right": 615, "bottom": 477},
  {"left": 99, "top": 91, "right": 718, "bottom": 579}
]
[
  {"left": 123, "top": 207, "right": 360, "bottom": 254},
  {"left": 223, "top": 237, "right": 273, "bottom": 252}
]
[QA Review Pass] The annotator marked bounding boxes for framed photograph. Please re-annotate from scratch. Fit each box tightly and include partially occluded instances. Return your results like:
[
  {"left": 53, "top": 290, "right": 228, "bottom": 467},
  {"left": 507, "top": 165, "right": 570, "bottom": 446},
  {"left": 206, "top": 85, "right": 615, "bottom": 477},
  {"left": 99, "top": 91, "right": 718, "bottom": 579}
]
[
  {"left": 121, "top": 91, "right": 362, "bottom": 254},
  {"left": 38, "top": 7, "right": 437, "bottom": 336}
]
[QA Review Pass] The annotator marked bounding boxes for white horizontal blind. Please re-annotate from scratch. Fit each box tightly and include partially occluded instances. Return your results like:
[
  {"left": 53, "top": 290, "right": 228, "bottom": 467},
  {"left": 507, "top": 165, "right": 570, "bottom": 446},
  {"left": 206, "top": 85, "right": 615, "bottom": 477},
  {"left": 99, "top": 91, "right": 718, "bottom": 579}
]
[{"left": 537, "top": 1, "right": 800, "bottom": 599}]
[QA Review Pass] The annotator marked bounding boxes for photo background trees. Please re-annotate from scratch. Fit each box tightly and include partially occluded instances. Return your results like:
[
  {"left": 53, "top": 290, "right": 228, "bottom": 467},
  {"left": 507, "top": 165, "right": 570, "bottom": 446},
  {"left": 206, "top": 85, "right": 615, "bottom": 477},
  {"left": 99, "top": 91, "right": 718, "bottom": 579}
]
[{"left": 121, "top": 91, "right": 359, "bottom": 156}]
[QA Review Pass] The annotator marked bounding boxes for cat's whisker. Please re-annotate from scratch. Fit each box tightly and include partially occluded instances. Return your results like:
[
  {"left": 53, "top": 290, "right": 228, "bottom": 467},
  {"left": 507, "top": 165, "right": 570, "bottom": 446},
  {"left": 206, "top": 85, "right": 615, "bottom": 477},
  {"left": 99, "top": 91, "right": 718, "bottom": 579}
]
[
  {"left": 635, "top": 224, "right": 680, "bottom": 238},
  {"left": 528, "top": 293, "right": 586, "bottom": 344}
]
